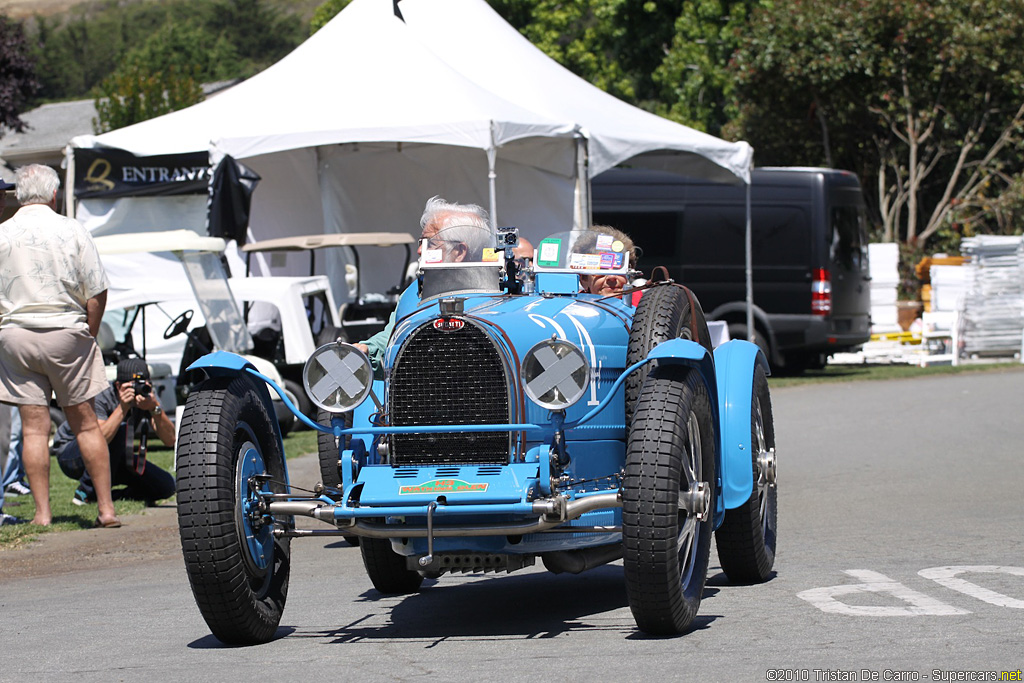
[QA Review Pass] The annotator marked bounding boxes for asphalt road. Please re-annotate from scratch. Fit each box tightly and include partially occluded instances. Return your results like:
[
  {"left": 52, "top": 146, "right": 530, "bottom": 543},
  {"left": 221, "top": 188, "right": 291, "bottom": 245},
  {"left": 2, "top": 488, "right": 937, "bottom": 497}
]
[{"left": 2, "top": 369, "right": 1022, "bottom": 682}]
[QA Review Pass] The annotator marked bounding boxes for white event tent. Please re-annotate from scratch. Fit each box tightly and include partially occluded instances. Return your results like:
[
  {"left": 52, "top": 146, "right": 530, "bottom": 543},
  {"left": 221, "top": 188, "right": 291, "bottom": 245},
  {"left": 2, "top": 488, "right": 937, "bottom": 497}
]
[{"left": 70, "top": 0, "right": 753, "bottom": 305}]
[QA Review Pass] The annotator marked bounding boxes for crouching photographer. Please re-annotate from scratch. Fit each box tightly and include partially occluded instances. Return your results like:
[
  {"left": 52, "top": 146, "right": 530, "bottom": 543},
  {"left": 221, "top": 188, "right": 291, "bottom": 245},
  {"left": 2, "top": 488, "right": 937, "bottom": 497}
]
[{"left": 55, "top": 359, "right": 175, "bottom": 506}]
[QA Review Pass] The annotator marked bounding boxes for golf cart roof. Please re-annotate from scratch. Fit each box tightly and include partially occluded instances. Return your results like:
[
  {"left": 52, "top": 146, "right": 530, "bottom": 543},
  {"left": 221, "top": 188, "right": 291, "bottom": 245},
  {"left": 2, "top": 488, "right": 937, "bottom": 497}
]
[
  {"left": 240, "top": 232, "right": 415, "bottom": 253},
  {"left": 93, "top": 230, "right": 227, "bottom": 255}
]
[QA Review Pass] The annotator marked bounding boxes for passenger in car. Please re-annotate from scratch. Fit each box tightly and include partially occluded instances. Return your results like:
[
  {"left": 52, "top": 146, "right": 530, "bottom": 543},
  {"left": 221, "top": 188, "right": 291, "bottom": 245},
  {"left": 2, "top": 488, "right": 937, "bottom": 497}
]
[
  {"left": 354, "top": 196, "right": 490, "bottom": 376},
  {"left": 576, "top": 225, "right": 639, "bottom": 299}
]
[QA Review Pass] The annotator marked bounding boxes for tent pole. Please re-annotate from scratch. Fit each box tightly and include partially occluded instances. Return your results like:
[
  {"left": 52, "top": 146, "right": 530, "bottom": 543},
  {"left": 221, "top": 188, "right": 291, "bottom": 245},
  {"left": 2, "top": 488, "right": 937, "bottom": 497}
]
[
  {"left": 573, "top": 133, "right": 590, "bottom": 231},
  {"left": 63, "top": 145, "right": 76, "bottom": 217},
  {"left": 745, "top": 180, "right": 754, "bottom": 341},
  {"left": 487, "top": 123, "right": 498, "bottom": 230}
]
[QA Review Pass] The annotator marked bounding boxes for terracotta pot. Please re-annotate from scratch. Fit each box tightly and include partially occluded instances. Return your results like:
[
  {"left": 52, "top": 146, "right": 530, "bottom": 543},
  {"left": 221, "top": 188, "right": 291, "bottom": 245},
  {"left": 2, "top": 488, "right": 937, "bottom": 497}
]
[{"left": 896, "top": 301, "right": 923, "bottom": 332}]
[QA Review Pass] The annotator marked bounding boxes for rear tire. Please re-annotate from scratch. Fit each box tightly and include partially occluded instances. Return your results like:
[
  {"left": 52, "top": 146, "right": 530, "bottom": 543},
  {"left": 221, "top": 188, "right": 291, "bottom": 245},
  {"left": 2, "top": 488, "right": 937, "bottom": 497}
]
[
  {"left": 623, "top": 366, "right": 716, "bottom": 635},
  {"left": 360, "top": 537, "right": 423, "bottom": 594},
  {"left": 316, "top": 409, "right": 359, "bottom": 546},
  {"left": 626, "top": 284, "right": 712, "bottom": 422},
  {"left": 716, "top": 365, "right": 777, "bottom": 583},
  {"left": 176, "top": 375, "right": 292, "bottom": 645},
  {"left": 316, "top": 408, "right": 351, "bottom": 489},
  {"left": 728, "top": 323, "right": 770, "bottom": 361},
  {"left": 283, "top": 379, "right": 314, "bottom": 427}
]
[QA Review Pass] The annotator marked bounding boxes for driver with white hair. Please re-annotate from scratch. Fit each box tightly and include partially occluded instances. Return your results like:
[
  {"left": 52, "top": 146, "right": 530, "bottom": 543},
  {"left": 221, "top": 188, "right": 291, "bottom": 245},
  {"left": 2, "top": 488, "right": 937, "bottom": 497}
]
[{"left": 354, "top": 196, "right": 491, "bottom": 376}]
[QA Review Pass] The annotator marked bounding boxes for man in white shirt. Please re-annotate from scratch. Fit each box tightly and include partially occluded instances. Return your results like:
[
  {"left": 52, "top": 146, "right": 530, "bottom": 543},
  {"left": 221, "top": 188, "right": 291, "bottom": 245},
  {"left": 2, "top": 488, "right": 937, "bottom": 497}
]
[{"left": 0, "top": 164, "right": 120, "bottom": 528}]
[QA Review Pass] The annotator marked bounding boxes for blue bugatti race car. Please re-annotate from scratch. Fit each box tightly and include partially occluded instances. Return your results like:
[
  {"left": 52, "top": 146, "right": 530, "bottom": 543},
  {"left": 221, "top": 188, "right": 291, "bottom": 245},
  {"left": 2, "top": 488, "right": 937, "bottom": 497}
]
[{"left": 175, "top": 224, "right": 778, "bottom": 644}]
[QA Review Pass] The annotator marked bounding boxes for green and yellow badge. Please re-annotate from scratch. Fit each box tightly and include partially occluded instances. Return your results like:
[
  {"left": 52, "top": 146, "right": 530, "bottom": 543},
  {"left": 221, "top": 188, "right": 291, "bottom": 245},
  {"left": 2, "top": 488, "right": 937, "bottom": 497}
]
[{"left": 399, "top": 479, "right": 489, "bottom": 495}]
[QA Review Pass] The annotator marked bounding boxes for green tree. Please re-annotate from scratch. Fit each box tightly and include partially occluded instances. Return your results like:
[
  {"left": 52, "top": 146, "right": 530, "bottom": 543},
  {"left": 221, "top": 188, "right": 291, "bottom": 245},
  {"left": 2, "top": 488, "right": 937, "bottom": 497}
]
[
  {"left": 731, "top": 0, "right": 1024, "bottom": 250},
  {"left": 92, "top": 22, "right": 236, "bottom": 133},
  {"left": 31, "top": 2, "right": 182, "bottom": 102},
  {"left": 208, "top": 0, "right": 303, "bottom": 74},
  {"left": 651, "top": 0, "right": 763, "bottom": 136},
  {"left": 310, "top": 0, "right": 352, "bottom": 34},
  {"left": 0, "top": 14, "right": 40, "bottom": 137},
  {"left": 499, "top": 0, "right": 641, "bottom": 103}
]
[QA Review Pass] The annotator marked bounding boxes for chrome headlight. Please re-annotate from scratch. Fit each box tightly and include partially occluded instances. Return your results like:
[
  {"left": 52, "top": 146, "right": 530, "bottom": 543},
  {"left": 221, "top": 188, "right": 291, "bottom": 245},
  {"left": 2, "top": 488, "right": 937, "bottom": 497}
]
[
  {"left": 302, "top": 342, "right": 373, "bottom": 413},
  {"left": 521, "top": 338, "right": 589, "bottom": 410}
]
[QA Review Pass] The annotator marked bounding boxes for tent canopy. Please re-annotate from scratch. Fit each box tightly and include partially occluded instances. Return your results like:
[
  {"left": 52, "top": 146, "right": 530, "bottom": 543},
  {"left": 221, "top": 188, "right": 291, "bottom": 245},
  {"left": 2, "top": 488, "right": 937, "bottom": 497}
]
[
  {"left": 71, "top": 0, "right": 752, "bottom": 306},
  {"left": 398, "top": 0, "right": 751, "bottom": 183}
]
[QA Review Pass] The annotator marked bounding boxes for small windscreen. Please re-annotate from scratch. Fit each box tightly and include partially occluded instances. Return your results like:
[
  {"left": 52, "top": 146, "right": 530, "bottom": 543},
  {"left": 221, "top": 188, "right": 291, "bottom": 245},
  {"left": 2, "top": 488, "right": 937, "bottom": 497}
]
[{"left": 533, "top": 230, "right": 630, "bottom": 275}]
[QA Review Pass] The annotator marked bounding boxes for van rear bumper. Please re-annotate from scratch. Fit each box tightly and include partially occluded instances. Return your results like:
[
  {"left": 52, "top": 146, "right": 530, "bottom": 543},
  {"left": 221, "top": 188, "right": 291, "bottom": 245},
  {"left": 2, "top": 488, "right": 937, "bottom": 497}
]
[{"left": 769, "top": 314, "right": 871, "bottom": 353}]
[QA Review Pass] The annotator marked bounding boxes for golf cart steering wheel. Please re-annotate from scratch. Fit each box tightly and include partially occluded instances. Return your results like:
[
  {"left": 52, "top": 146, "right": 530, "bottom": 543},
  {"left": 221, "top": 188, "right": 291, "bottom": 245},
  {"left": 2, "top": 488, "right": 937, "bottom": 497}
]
[{"left": 164, "top": 309, "right": 194, "bottom": 340}]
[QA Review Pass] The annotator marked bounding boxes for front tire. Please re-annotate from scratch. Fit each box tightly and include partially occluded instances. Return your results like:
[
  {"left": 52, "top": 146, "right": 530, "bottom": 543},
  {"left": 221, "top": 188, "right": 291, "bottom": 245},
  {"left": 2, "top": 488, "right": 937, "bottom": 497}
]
[
  {"left": 716, "top": 365, "right": 777, "bottom": 583},
  {"left": 626, "top": 284, "right": 712, "bottom": 422},
  {"left": 623, "top": 366, "right": 716, "bottom": 635},
  {"left": 360, "top": 538, "right": 423, "bottom": 594},
  {"left": 176, "top": 375, "right": 292, "bottom": 645}
]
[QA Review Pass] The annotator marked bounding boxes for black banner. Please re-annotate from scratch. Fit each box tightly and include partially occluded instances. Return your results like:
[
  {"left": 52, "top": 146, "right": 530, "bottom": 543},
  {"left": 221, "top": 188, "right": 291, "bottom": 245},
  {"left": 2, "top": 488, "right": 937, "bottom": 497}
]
[
  {"left": 74, "top": 148, "right": 211, "bottom": 199},
  {"left": 207, "top": 156, "right": 261, "bottom": 246}
]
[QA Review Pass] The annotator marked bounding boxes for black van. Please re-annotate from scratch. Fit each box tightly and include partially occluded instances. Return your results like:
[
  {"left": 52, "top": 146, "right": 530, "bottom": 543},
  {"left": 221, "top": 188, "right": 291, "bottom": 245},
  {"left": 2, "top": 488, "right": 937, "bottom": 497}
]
[{"left": 591, "top": 166, "right": 871, "bottom": 371}]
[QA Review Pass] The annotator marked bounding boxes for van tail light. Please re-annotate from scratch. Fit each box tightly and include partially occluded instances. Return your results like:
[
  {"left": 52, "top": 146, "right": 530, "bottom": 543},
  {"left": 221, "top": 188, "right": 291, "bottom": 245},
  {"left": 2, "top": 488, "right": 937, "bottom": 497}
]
[{"left": 811, "top": 268, "right": 832, "bottom": 315}]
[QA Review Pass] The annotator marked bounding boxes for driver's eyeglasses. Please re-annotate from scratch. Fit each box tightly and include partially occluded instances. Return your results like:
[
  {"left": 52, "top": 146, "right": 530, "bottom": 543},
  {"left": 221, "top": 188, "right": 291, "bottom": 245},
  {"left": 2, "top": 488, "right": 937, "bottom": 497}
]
[{"left": 426, "top": 237, "right": 452, "bottom": 249}]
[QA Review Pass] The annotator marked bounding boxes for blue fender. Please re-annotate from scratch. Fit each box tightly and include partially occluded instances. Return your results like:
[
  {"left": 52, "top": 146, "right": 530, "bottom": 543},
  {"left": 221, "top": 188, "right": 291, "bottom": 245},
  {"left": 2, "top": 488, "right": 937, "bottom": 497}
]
[
  {"left": 186, "top": 351, "right": 288, "bottom": 478},
  {"left": 647, "top": 338, "right": 718, "bottom": 394},
  {"left": 642, "top": 338, "right": 725, "bottom": 526},
  {"left": 712, "top": 339, "right": 770, "bottom": 510}
]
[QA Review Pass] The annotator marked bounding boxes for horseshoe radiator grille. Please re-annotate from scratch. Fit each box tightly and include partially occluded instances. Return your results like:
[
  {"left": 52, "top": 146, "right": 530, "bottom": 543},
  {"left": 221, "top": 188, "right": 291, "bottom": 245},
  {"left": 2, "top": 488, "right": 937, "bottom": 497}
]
[{"left": 389, "top": 322, "right": 511, "bottom": 465}]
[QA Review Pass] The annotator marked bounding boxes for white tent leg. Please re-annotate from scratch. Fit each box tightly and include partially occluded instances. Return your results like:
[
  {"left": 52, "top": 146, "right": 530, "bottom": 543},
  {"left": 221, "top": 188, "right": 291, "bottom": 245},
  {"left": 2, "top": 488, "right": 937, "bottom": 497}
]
[
  {"left": 573, "top": 134, "right": 590, "bottom": 231},
  {"left": 487, "top": 123, "right": 498, "bottom": 230},
  {"left": 745, "top": 180, "right": 754, "bottom": 342},
  {"left": 63, "top": 145, "right": 76, "bottom": 216}
]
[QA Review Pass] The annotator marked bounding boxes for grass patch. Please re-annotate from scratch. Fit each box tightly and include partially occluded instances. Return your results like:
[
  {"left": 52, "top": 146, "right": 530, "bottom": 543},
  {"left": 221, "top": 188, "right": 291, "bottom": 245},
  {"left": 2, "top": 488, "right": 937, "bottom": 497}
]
[
  {"left": 0, "top": 428, "right": 319, "bottom": 550},
  {"left": 768, "top": 360, "right": 1024, "bottom": 387}
]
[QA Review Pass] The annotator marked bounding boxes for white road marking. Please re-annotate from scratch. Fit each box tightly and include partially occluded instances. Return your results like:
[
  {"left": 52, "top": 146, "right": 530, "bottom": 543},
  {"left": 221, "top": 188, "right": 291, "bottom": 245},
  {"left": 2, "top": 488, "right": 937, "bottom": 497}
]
[
  {"left": 919, "top": 565, "right": 1024, "bottom": 608},
  {"left": 797, "top": 570, "right": 970, "bottom": 616}
]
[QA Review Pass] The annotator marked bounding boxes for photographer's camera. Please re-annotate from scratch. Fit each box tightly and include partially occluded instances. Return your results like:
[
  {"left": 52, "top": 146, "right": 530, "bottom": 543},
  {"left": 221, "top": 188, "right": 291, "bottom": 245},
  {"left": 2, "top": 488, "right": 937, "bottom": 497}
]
[{"left": 132, "top": 374, "right": 152, "bottom": 397}]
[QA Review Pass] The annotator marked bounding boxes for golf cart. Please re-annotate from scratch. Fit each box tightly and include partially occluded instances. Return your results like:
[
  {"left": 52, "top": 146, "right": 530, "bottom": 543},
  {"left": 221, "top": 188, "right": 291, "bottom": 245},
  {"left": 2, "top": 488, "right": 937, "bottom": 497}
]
[
  {"left": 240, "top": 231, "right": 415, "bottom": 342},
  {"left": 92, "top": 230, "right": 299, "bottom": 432}
]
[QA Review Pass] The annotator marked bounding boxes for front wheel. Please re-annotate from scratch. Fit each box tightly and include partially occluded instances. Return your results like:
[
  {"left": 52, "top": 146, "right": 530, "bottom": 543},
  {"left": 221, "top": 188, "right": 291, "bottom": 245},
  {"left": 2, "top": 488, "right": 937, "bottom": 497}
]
[
  {"left": 623, "top": 365, "right": 716, "bottom": 635},
  {"left": 360, "top": 537, "right": 423, "bottom": 594},
  {"left": 716, "top": 365, "right": 777, "bottom": 583},
  {"left": 626, "top": 284, "right": 713, "bottom": 423},
  {"left": 176, "top": 375, "right": 292, "bottom": 645}
]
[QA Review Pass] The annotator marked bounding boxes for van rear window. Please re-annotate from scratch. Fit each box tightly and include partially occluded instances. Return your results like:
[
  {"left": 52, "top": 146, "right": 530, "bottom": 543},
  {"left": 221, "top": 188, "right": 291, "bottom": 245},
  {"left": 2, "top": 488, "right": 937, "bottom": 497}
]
[{"left": 830, "top": 206, "right": 868, "bottom": 271}]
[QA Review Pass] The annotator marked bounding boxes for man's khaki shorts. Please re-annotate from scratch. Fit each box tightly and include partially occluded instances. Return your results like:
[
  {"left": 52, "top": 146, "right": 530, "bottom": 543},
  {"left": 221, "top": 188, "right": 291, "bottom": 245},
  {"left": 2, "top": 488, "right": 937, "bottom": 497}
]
[{"left": 0, "top": 327, "right": 108, "bottom": 407}]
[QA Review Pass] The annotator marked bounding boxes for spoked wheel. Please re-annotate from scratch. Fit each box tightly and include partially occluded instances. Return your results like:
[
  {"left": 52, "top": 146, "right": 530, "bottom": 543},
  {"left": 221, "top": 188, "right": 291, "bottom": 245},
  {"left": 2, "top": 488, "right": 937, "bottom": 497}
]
[
  {"left": 360, "top": 537, "right": 423, "bottom": 594},
  {"left": 715, "top": 365, "right": 777, "bottom": 583},
  {"left": 626, "top": 284, "right": 713, "bottom": 422},
  {"left": 176, "top": 375, "right": 292, "bottom": 645},
  {"left": 623, "top": 365, "right": 716, "bottom": 635}
]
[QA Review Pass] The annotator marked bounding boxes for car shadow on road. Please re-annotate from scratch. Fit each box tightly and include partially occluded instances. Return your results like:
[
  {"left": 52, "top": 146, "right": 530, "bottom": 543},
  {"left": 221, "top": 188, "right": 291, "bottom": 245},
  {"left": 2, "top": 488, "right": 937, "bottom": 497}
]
[{"left": 290, "top": 564, "right": 722, "bottom": 644}]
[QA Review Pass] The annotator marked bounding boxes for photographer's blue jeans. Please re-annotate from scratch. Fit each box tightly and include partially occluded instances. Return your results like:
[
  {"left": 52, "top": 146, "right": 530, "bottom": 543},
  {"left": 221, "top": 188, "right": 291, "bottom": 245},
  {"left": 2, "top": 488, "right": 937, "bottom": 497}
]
[{"left": 3, "top": 408, "right": 24, "bottom": 490}]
